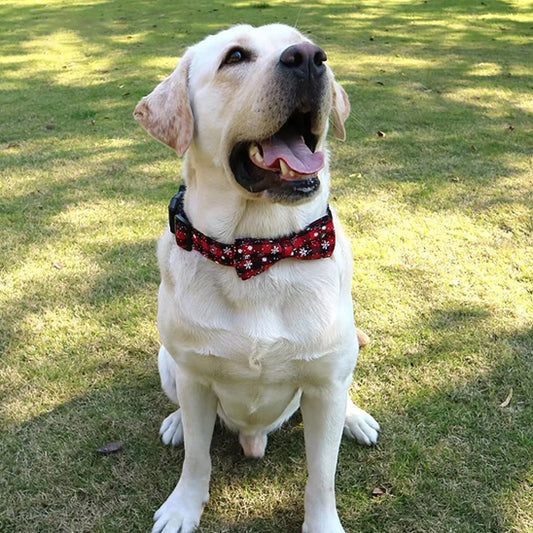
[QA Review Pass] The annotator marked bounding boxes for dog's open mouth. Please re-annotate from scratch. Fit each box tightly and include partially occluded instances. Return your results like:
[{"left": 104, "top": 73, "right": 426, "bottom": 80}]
[{"left": 230, "top": 111, "right": 324, "bottom": 200}]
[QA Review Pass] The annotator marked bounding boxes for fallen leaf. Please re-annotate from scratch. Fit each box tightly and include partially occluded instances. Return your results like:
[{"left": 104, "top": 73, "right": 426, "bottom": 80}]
[
  {"left": 6, "top": 141, "right": 20, "bottom": 148},
  {"left": 471, "top": 144, "right": 477, "bottom": 151},
  {"left": 377, "top": 130, "right": 386, "bottom": 137},
  {"left": 499, "top": 388, "right": 513, "bottom": 408},
  {"left": 45, "top": 123, "right": 55, "bottom": 130},
  {"left": 97, "top": 441, "right": 124, "bottom": 454},
  {"left": 53, "top": 262, "right": 65, "bottom": 269},
  {"left": 508, "top": 125, "right": 515, "bottom": 131},
  {"left": 371, "top": 487, "right": 387, "bottom": 497}
]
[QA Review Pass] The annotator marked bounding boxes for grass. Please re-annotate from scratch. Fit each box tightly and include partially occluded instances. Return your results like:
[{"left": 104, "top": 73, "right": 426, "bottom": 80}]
[{"left": 1, "top": 0, "right": 532, "bottom": 531}]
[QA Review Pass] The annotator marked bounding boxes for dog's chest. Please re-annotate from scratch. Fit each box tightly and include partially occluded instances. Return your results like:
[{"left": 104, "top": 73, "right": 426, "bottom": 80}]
[
  {"left": 174, "top": 338, "right": 342, "bottom": 432},
  {"left": 159, "top": 250, "right": 348, "bottom": 362}
]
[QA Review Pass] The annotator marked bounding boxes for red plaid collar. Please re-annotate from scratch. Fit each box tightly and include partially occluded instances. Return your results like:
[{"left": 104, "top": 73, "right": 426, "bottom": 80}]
[{"left": 169, "top": 185, "right": 335, "bottom": 280}]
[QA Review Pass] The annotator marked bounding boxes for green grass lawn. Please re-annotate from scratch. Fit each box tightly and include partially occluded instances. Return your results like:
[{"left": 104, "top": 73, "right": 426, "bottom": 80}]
[{"left": 1, "top": 0, "right": 532, "bottom": 531}]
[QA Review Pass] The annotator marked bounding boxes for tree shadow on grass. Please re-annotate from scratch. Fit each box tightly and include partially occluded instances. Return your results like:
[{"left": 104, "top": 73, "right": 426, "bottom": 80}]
[
  {"left": 0, "top": 379, "right": 167, "bottom": 532},
  {"left": 0, "top": 374, "right": 307, "bottom": 532},
  {"left": 1, "top": 1, "right": 532, "bottom": 532},
  {"left": 2, "top": 0, "right": 531, "bottom": 205},
  {"left": 337, "top": 321, "right": 532, "bottom": 533},
  {"left": 3, "top": 0, "right": 530, "bottom": 227},
  {"left": 1, "top": 322, "right": 530, "bottom": 532}
]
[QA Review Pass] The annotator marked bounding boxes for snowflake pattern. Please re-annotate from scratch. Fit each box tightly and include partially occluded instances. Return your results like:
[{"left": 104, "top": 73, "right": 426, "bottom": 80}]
[{"left": 173, "top": 186, "right": 335, "bottom": 280}]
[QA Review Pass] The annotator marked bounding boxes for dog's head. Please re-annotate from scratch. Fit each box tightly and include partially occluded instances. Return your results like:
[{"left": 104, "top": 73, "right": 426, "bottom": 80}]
[{"left": 134, "top": 24, "right": 350, "bottom": 204}]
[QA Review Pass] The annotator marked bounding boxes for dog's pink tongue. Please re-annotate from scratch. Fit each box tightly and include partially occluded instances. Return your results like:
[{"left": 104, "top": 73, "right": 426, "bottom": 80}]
[{"left": 261, "top": 130, "right": 324, "bottom": 177}]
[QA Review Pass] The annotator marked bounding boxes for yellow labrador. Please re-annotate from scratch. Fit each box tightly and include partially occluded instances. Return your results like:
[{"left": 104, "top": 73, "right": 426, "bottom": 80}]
[{"left": 135, "top": 23, "right": 379, "bottom": 533}]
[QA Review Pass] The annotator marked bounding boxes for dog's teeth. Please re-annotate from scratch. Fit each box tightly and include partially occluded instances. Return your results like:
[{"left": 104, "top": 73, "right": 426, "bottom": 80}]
[
  {"left": 279, "top": 160, "right": 290, "bottom": 177},
  {"left": 248, "top": 143, "right": 263, "bottom": 163},
  {"left": 249, "top": 143, "right": 264, "bottom": 164},
  {"left": 279, "top": 161, "right": 299, "bottom": 179}
]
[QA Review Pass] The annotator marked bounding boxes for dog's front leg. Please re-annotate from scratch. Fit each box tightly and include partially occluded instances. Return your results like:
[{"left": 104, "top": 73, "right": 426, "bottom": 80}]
[
  {"left": 301, "top": 386, "right": 347, "bottom": 533},
  {"left": 153, "top": 375, "right": 217, "bottom": 533}
]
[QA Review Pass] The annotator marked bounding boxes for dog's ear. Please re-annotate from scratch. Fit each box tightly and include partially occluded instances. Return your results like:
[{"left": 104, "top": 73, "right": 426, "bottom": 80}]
[
  {"left": 331, "top": 81, "right": 350, "bottom": 141},
  {"left": 134, "top": 51, "right": 194, "bottom": 156}
]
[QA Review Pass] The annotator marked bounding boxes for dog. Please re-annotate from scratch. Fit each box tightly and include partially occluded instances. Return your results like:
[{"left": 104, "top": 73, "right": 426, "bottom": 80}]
[{"left": 134, "top": 23, "right": 380, "bottom": 533}]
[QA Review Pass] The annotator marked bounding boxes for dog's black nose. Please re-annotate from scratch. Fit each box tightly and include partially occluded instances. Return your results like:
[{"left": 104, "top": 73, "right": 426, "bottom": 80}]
[{"left": 279, "top": 43, "right": 327, "bottom": 79}]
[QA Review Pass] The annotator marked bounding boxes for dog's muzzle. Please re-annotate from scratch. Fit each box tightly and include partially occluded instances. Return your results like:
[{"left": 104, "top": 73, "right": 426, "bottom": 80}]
[{"left": 230, "top": 43, "right": 329, "bottom": 203}]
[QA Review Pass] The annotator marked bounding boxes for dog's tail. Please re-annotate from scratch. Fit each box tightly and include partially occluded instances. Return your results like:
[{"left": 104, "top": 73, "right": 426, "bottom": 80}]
[{"left": 356, "top": 328, "right": 370, "bottom": 348}]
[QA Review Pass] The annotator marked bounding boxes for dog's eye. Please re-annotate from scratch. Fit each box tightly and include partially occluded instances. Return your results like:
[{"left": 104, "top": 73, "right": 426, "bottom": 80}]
[{"left": 223, "top": 47, "right": 248, "bottom": 66}]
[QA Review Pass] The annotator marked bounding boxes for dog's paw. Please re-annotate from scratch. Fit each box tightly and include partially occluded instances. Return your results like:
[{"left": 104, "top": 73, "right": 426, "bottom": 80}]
[
  {"left": 344, "top": 402, "right": 380, "bottom": 446},
  {"left": 152, "top": 508, "right": 197, "bottom": 533},
  {"left": 152, "top": 486, "right": 206, "bottom": 533},
  {"left": 159, "top": 409, "right": 184, "bottom": 446}
]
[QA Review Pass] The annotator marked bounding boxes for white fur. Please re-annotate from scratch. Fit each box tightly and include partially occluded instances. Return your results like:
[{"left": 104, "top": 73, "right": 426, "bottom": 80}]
[{"left": 136, "top": 24, "right": 379, "bottom": 533}]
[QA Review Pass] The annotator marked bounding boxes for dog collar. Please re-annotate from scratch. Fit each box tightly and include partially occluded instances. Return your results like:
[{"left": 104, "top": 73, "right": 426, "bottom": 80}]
[{"left": 168, "top": 185, "right": 336, "bottom": 280}]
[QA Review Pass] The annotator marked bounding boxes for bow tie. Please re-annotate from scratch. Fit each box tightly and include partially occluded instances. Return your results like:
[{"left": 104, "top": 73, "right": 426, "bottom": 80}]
[{"left": 169, "top": 185, "right": 336, "bottom": 280}]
